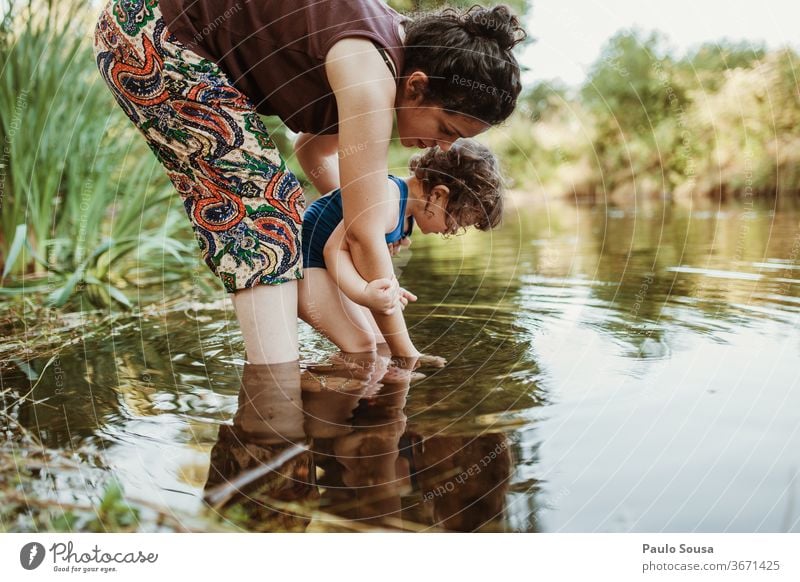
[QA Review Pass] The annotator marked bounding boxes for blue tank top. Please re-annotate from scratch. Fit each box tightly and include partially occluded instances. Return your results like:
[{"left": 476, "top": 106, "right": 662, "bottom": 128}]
[{"left": 302, "top": 175, "right": 414, "bottom": 269}]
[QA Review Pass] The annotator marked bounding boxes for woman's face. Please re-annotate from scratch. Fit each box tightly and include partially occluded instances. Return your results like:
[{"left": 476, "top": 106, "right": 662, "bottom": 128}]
[{"left": 395, "top": 72, "right": 489, "bottom": 151}]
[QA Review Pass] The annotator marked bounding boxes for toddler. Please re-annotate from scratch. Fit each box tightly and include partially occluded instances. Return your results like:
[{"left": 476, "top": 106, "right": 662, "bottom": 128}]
[{"left": 299, "top": 139, "right": 504, "bottom": 357}]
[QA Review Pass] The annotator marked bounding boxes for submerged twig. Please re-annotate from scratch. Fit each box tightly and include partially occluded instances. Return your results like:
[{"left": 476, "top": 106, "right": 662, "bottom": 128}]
[{"left": 203, "top": 443, "right": 310, "bottom": 509}]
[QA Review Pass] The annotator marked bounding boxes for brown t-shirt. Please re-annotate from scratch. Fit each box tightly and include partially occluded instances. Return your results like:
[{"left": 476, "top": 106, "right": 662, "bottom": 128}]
[{"left": 158, "top": 0, "right": 406, "bottom": 135}]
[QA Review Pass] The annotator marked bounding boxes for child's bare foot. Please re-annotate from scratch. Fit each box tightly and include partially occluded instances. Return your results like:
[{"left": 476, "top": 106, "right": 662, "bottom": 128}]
[
  {"left": 415, "top": 354, "right": 446, "bottom": 368},
  {"left": 391, "top": 353, "right": 447, "bottom": 370}
]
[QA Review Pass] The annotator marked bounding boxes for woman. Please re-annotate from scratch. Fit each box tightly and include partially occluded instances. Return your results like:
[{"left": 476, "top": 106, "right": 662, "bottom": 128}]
[{"left": 93, "top": 0, "right": 524, "bottom": 365}]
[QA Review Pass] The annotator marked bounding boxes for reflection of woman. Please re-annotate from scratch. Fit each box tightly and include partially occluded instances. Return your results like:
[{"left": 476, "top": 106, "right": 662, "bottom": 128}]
[
  {"left": 93, "top": 0, "right": 524, "bottom": 366},
  {"left": 205, "top": 354, "right": 402, "bottom": 529},
  {"left": 303, "top": 352, "right": 412, "bottom": 526},
  {"left": 205, "top": 359, "right": 512, "bottom": 531},
  {"left": 325, "top": 380, "right": 410, "bottom": 526},
  {"left": 205, "top": 363, "right": 318, "bottom": 531}
]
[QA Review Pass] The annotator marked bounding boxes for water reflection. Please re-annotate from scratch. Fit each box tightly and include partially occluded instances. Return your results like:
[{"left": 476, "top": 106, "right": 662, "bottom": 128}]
[
  {"left": 4, "top": 199, "right": 800, "bottom": 532},
  {"left": 204, "top": 362, "right": 316, "bottom": 532},
  {"left": 411, "top": 433, "right": 511, "bottom": 532},
  {"left": 202, "top": 359, "right": 516, "bottom": 531}
]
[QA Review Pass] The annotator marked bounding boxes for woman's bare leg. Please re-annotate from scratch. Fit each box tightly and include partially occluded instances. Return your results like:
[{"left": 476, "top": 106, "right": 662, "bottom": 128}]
[{"left": 232, "top": 281, "right": 299, "bottom": 365}]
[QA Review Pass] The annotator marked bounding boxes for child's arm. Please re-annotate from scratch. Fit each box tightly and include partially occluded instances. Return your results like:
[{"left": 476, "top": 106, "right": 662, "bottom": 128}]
[
  {"left": 324, "top": 223, "right": 392, "bottom": 310},
  {"left": 324, "top": 224, "right": 417, "bottom": 313},
  {"left": 324, "top": 225, "right": 419, "bottom": 357}
]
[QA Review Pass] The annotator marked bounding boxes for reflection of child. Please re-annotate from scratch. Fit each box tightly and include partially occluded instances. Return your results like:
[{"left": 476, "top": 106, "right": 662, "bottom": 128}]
[
  {"left": 417, "top": 433, "right": 511, "bottom": 532},
  {"left": 299, "top": 139, "right": 504, "bottom": 356}
]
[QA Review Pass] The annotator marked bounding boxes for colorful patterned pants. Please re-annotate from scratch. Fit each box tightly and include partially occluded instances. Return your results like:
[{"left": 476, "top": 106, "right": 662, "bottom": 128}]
[{"left": 93, "top": 0, "right": 305, "bottom": 293}]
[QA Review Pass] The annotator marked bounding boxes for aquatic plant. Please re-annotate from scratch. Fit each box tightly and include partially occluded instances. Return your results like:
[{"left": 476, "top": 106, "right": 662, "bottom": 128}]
[{"left": 0, "top": 0, "right": 196, "bottom": 308}]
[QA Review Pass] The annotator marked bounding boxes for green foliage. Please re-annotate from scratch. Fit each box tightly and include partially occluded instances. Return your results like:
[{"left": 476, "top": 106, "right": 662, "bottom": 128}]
[
  {"left": 484, "top": 109, "right": 542, "bottom": 189},
  {"left": 42, "top": 483, "right": 139, "bottom": 532},
  {"left": 678, "top": 40, "right": 767, "bottom": 91},
  {"left": 519, "top": 80, "right": 569, "bottom": 123},
  {"left": 494, "top": 30, "right": 800, "bottom": 201},
  {"left": 92, "top": 482, "right": 140, "bottom": 530},
  {"left": 582, "top": 30, "right": 683, "bottom": 137},
  {"left": 0, "top": 0, "right": 196, "bottom": 308}
]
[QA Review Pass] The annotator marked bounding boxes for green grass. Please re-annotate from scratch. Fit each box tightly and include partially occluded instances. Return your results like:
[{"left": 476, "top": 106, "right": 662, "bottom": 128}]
[{"left": 0, "top": 0, "right": 196, "bottom": 309}]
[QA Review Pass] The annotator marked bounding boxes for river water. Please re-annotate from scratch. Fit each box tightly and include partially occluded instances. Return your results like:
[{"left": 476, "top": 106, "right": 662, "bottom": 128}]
[{"left": 4, "top": 199, "right": 800, "bottom": 531}]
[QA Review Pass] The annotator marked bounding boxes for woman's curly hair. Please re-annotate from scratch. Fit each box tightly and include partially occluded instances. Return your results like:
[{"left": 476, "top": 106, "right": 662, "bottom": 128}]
[
  {"left": 408, "top": 139, "right": 504, "bottom": 235},
  {"left": 403, "top": 4, "right": 526, "bottom": 124}
]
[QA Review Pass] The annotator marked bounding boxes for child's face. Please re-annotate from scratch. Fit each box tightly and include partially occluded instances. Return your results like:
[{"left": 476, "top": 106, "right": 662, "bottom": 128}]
[
  {"left": 413, "top": 188, "right": 451, "bottom": 235},
  {"left": 395, "top": 73, "right": 489, "bottom": 150}
]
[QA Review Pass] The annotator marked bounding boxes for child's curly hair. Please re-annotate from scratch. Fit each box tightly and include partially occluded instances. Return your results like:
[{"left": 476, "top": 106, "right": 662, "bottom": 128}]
[{"left": 408, "top": 139, "right": 504, "bottom": 235}]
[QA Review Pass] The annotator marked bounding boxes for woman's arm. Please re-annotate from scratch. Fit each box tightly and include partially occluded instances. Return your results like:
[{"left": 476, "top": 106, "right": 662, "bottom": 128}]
[
  {"left": 324, "top": 223, "right": 417, "bottom": 312},
  {"left": 323, "top": 223, "right": 386, "bottom": 308},
  {"left": 293, "top": 132, "right": 339, "bottom": 195},
  {"left": 325, "top": 38, "right": 397, "bottom": 286},
  {"left": 325, "top": 37, "right": 419, "bottom": 356}
]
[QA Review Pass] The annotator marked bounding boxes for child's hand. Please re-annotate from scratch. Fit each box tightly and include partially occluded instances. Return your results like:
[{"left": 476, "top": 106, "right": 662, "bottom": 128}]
[
  {"left": 380, "top": 365, "right": 426, "bottom": 384},
  {"left": 398, "top": 287, "right": 417, "bottom": 310},
  {"left": 391, "top": 353, "right": 447, "bottom": 369},
  {"left": 362, "top": 277, "right": 400, "bottom": 314},
  {"left": 388, "top": 237, "right": 412, "bottom": 256}
]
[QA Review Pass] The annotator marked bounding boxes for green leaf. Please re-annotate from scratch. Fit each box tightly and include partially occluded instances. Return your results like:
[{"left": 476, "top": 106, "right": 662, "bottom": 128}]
[
  {"left": 106, "top": 285, "right": 132, "bottom": 309},
  {"left": 46, "top": 239, "right": 115, "bottom": 307},
  {"left": 49, "top": 511, "right": 80, "bottom": 532},
  {"left": 47, "top": 267, "right": 85, "bottom": 308},
  {"left": 0, "top": 284, "right": 51, "bottom": 295},
  {"left": 2, "top": 224, "right": 27, "bottom": 279}
]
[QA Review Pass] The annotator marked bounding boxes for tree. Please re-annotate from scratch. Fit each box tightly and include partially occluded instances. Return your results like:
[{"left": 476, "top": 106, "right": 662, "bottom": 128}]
[{"left": 678, "top": 40, "right": 766, "bottom": 91}]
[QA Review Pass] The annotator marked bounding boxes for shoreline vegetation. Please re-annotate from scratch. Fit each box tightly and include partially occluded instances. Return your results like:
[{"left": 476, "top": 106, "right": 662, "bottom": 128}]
[
  {"left": 0, "top": 1, "right": 200, "bottom": 309},
  {"left": 2, "top": 0, "right": 798, "bottom": 307},
  {"left": 487, "top": 31, "right": 800, "bottom": 205}
]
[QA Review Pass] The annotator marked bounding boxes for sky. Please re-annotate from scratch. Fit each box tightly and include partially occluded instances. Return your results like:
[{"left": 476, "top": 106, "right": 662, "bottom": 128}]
[{"left": 520, "top": 0, "right": 800, "bottom": 87}]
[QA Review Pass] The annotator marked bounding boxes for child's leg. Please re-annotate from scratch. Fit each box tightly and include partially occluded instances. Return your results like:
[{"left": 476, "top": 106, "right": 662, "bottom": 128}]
[
  {"left": 299, "top": 268, "right": 378, "bottom": 353},
  {"left": 359, "top": 306, "right": 387, "bottom": 347}
]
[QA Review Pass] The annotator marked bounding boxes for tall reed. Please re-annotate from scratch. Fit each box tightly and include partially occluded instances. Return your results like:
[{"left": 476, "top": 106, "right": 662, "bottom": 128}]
[{"left": 0, "top": 0, "right": 196, "bottom": 308}]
